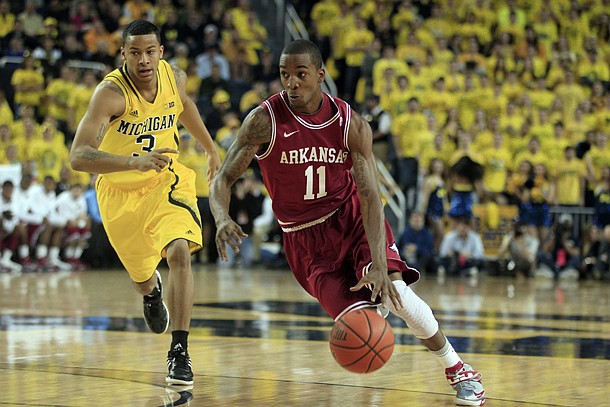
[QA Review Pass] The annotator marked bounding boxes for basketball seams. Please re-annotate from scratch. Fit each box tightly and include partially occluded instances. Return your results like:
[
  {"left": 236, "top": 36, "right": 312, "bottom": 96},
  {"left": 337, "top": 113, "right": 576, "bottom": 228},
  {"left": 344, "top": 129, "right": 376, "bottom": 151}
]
[
  {"left": 330, "top": 309, "right": 373, "bottom": 349},
  {"left": 329, "top": 308, "right": 395, "bottom": 373},
  {"left": 346, "top": 309, "right": 373, "bottom": 345},
  {"left": 330, "top": 320, "right": 367, "bottom": 349},
  {"left": 341, "top": 318, "right": 391, "bottom": 371}
]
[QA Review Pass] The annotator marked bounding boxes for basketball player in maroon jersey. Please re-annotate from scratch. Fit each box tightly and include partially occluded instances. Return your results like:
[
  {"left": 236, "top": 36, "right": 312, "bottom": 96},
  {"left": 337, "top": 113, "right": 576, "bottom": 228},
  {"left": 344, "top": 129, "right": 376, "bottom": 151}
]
[{"left": 210, "top": 40, "right": 485, "bottom": 406}]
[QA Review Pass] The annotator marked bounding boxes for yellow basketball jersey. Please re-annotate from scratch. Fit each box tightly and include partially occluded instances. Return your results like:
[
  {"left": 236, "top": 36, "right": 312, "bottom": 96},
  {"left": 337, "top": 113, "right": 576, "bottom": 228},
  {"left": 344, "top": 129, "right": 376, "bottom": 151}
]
[{"left": 99, "top": 60, "right": 184, "bottom": 187}]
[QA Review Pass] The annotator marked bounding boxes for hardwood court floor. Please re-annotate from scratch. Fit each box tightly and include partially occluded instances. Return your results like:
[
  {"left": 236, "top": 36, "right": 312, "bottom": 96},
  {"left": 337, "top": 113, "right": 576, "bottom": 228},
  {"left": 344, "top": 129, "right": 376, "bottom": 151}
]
[{"left": 1, "top": 266, "right": 609, "bottom": 406}]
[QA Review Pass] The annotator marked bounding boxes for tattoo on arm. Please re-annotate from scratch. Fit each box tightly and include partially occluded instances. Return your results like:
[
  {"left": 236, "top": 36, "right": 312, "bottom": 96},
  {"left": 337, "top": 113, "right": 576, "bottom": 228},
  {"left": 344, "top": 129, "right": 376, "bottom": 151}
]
[
  {"left": 100, "top": 81, "right": 124, "bottom": 96},
  {"left": 220, "top": 107, "right": 271, "bottom": 185},
  {"left": 81, "top": 148, "right": 114, "bottom": 162},
  {"left": 223, "top": 144, "right": 258, "bottom": 185},
  {"left": 349, "top": 114, "right": 376, "bottom": 200},
  {"left": 171, "top": 65, "right": 189, "bottom": 103},
  {"left": 242, "top": 107, "right": 272, "bottom": 145},
  {"left": 172, "top": 65, "right": 186, "bottom": 87},
  {"left": 353, "top": 154, "right": 371, "bottom": 198},
  {"left": 96, "top": 123, "right": 107, "bottom": 145}
]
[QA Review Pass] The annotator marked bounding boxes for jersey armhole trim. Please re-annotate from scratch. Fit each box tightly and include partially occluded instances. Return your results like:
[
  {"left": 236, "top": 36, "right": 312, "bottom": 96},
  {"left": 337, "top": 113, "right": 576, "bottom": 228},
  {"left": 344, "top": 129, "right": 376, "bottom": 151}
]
[{"left": 343, "top": 101, "right": 352, "bottom": 152}]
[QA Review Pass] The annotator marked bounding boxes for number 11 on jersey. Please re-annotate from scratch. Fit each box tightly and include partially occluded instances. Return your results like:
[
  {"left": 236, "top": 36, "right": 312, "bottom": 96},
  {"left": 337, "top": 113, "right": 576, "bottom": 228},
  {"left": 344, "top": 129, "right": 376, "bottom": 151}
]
[{"left": 304, "top": 165, "right": 328, "bottom": 200}]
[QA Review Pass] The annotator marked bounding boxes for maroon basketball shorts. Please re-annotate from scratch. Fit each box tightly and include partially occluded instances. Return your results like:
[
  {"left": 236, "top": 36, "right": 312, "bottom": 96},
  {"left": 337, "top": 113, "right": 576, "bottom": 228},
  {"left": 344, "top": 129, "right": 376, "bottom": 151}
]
[
  {"left": 283, "top": 195, "right": 419, "bottom": 319},
  {"left": 26, "top": 223, "right": 45, "bottom": 247}
]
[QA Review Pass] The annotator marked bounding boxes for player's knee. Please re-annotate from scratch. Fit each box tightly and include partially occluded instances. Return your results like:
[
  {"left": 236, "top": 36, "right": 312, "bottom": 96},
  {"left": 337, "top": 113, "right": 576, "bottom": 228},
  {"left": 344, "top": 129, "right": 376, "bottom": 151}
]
[
  {"left": 387, "top": 280, "right": 439, "bottom": 340},
  {"left": 165, "top": 239, "right": 191, "bottom": 271}
]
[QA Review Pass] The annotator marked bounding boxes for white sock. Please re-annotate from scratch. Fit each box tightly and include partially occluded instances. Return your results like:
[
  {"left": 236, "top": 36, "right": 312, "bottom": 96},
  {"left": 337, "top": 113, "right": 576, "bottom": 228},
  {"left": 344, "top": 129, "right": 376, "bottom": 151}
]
[
  {"left": 65, "top": 246, "right": 76, "bottom": 259},
  {"left": 74, "top": 245, "right": 84, "bottom": 259},
  {"left": 37, "top": 245, "right": 48, "bottom": 260},
  {"left": 431, "top": 339, "right": 462, "bottom": 370},
  {"left": 18, "top": 244, "right": 29, "bottom": 259},
  {"left": 2, "top": 250, "right": 13, "bottom": 262},
  {"left": 49, "top": 247, "right": 60, "bottom": 262}
]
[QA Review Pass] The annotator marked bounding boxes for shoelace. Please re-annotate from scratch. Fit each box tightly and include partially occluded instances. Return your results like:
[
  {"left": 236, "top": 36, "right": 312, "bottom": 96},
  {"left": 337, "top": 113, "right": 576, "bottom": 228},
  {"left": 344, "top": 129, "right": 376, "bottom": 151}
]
[
  {"left": 145, "top": 300, "right": 161, "bottom": 316},
  {"left": 171, "top": 351, "right": 191, "bottom": 371},
  {"left": 447, "top": 366, "right": 481, "bottom": 384},
  {"left": 454, "top": 379, "right": 480, "bottom": 390}
]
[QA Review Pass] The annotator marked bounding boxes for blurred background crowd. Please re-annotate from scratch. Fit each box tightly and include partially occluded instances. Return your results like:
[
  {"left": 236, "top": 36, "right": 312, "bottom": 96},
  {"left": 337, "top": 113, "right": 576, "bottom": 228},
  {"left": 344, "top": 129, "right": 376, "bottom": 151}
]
[{"left": 0, "top": 0, "right": 609, "bottom": 281}]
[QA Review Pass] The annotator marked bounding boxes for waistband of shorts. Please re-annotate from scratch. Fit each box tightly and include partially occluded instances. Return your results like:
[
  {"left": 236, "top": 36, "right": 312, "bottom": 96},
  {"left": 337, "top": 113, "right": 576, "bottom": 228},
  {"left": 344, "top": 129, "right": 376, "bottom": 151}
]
[{"left": 280, "top": 209, "right": 338, "bottom": 233}]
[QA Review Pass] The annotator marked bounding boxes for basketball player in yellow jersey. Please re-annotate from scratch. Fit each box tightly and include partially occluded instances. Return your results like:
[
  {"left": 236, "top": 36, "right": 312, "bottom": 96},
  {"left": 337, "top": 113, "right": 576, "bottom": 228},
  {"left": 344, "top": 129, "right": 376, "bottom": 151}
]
[{"left": 70, "top": 20, "right": 221, "bottom": 386}]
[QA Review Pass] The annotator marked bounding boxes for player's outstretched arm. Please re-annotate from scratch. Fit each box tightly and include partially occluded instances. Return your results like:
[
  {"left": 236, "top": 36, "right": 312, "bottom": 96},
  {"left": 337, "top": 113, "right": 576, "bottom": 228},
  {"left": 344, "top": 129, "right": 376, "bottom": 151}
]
[
  {"left": 348, "top": 111, "right": 402, "bottom": 309},
  {"left": 172, "top": 65, "right": 221, "bottom": 183},
  {"left": 70, "top": 81, "right": 177, "bottom": 174},
  {"left": 210, "top": 106, "right": 271, "bottom": 260}
]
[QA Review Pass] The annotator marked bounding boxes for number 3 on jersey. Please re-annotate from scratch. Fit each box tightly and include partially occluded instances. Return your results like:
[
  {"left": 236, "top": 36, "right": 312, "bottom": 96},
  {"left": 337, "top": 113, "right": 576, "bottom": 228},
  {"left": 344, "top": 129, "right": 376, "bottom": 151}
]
[
  {"left": 132, "top": 134, "right": 156, "bottom": 156},
  {"left": 304, "top": 164, "right": 327, "bottom": 200}
]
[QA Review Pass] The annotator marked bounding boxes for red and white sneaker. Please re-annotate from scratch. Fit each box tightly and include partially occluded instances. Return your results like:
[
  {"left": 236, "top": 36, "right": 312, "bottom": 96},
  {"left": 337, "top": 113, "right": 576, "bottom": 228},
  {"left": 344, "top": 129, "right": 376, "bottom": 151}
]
[
  {"left": 0, "top": 258, "right": 23, "bottom": 273},
  {"left": 67, "top": 259, "right": 88, "bottom": 271},
  {"left": 21, "top": 257, "right": 37, "bottom": 272},
  {"left": 37, "top": 257, "right": 57, "bottom": 272},
  {"left": 50, "top": 258, "right": 72, "bottom": 271},
  {"left": 445, "top": 362, "right": 485, "bottom": 406}
]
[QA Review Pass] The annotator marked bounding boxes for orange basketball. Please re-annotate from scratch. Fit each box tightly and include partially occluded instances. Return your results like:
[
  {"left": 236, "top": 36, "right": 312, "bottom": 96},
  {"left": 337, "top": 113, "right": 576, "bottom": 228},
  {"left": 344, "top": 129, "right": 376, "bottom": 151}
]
[{"left": 329, "top": 308, "right": 394, "bottom": 373}]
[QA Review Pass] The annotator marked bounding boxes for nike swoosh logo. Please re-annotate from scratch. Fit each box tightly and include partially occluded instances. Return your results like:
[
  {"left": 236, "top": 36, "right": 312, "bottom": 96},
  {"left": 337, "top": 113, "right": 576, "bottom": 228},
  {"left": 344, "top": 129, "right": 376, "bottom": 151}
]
[
  {"left": 473, "top": 391, "right": 485, "bottom": 398},
  {"left": 284, "top": 130, "right": 299, "bottom": 138}
]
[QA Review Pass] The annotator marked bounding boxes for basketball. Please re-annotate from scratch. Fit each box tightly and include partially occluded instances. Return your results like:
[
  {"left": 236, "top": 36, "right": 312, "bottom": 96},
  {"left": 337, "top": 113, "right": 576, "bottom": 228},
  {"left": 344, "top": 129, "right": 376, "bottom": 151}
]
[{"left": 329, "top": 308, "right": 395, "bottom": 373}]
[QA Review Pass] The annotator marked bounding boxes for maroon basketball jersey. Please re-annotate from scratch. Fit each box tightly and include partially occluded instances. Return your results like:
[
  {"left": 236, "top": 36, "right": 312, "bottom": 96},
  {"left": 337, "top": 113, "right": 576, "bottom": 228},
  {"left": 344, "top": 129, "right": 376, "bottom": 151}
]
[{"left": 257, "top": 91, "right": 357, "bottom": 229}]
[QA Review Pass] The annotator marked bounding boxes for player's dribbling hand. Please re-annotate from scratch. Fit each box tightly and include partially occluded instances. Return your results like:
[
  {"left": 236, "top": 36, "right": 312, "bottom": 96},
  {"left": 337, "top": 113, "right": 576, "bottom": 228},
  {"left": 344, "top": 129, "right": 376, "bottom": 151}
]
[
  {"left": 215, "top": 218, "right": 249, "bottom": 261},
  {"left": 350, "top": 267, "right": 403, "bottom": 310},
  {"left": 132, "top": 148, "right": 178, "bottom": 172}
]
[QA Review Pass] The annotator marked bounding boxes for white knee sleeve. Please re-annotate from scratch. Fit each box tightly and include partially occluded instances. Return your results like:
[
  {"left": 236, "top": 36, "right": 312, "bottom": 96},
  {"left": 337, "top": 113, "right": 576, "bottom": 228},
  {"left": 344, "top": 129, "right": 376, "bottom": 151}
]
[{"left": 386, "top": 280, "right": 439, "bottom": 340}]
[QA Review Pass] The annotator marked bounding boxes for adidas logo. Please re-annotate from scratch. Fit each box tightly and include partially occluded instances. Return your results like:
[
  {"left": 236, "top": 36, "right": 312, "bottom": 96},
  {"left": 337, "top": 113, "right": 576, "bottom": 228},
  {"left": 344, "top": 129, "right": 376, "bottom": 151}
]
[
  {"left": 185, "top": 230, "right": 194, "bottom": 235},
  {"left": 129, "top": 110, "right": 139, "bottom": 117}
]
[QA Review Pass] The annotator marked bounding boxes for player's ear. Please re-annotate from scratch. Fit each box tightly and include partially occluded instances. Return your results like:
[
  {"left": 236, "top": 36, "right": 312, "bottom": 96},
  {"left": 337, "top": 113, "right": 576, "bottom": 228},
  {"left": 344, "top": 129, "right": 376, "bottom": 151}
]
[
  {"left": 120, "top": 47, "right": 125, "bottom": 60},
  {"left": 159, "top": 45, "right": 164, "bottom": 58},
  {"left": 318, "top": 68, "right": 325, "bottom": 83}
]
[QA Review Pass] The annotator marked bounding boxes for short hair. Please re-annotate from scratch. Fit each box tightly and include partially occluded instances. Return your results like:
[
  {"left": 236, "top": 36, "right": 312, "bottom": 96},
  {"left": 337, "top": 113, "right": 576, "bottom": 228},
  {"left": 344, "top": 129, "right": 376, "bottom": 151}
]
[
  {"left": 122, "top": 19, "right": 161, "bottom": 44},
  {"left": 281, "top": 39, "right": 323, "bottom": 69},
  {"left": 2, "top": 180, "right": 13, "bottom": 188}
]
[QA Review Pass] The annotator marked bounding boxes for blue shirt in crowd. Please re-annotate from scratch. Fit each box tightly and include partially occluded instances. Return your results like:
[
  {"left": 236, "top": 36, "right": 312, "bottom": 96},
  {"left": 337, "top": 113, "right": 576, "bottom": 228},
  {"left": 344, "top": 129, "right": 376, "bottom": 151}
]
[{"left": 398, "top": 226, "right": 435, "bottom": 258}]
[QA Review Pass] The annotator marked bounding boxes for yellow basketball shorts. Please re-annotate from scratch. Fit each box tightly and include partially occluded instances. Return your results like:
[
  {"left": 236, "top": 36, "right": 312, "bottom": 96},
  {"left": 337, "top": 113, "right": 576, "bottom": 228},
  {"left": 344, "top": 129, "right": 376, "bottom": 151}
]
[{"left": 96, "top": 161, "right": 203, "bottom": 283}]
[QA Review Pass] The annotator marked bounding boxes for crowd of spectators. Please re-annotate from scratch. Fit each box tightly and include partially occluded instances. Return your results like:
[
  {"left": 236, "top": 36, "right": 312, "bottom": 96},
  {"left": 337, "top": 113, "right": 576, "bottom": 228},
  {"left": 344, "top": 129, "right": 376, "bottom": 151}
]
[
  {"left": 290, "top": 0, "right": 610, "bottom": 281},
  {"left": 0, "top": 0, "right": 279, "bottom": 271},
  {"left": 0, "top": 0, "right": 609, "bottom": 280}
]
